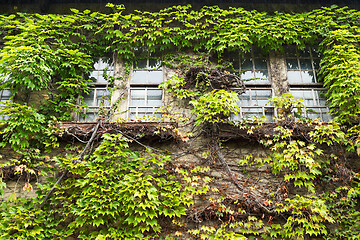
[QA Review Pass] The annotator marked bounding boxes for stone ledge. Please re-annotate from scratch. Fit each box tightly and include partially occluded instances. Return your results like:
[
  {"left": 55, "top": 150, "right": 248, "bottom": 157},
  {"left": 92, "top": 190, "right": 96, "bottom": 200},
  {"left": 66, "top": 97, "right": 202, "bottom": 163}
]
[{"left": 57, "top": 122, "right": 180, "bottom": 141}]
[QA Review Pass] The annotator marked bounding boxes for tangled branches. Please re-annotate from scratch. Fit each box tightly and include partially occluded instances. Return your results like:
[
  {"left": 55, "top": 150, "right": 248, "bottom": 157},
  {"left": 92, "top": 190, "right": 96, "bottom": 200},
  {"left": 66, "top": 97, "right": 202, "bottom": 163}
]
[{"left": 185, "top": 67, "right": 246, "bottom": 93}]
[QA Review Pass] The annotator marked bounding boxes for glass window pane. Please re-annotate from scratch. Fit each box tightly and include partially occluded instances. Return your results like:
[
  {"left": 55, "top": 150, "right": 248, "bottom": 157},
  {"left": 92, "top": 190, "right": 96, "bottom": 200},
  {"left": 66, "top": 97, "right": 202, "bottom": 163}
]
[
  {"left": 132, "top": 71, "right": 147, "bottom": 83},
  {"left": 254, "top": 90, "right": 271, "bottom": 106},
  {"left": 300, "top": 59, "right": 313, "bottom": 70},
  {"left": 286, "top": 59, "right": 299, "bottom": 70},
  {"left": 89, "top": 71, "right": 99, "bottom": 82},
  {"left": 254, "top": 58, "right": 267, "bottom": 70},
  {"left": 98, "top": 58, "right": 108, "bottom": 70},
  {"left": 147, "top": 90, "right": 162, "bottom": 100},
  {"left": 227, "top": 51, "right": 240, "bottom": 70},
  {"left": 241, "top": 71, "right": 254, "bottom": 81},
  {"left": 252, "top": 47, "right": 266, "bottom": 58},
  {"left": 254, "top": 71, "right": 269, "bottom": 82},
  {"left": 311, "top": 47, "right": 321, "bottom": 58},
  {"left": 265, "top": 107, "right": 274, "bottom": 121},
  {"left": 147, "top": 90, "right": 162, "bottom": 106},
  {"left": 130, "top": 89, "right": 146, "bottom": 106},
  {"left": 154, "top": 113, "right": 162, "bottom": 118},
  {"left": 1, "top": 90, "right": 11, "bottom": 99},
  {"left": 301, "top": 71, "right": 315, "bottom": 83},
  {"left": 107, "top": 70, "right": 114, "bottom": 78},
  {"left": 97, "top": 73, "right": 106, "bottom": 83},
  {"left": 149, "top": 59, "right": 161, "bottom": 69},
  {"left": 287, "top": 71, "right": 302, "bottom": 84},
  {"left": 290, "top": 90, "right": 303, "bottom": 99},
  {"left": 84, "top": 90, "right": 95, "bottom": 106},
  {"left": 312, "top": 59, "right": 320, "bottom": 70},
  {"left": 81, "top": 113, "right": 96, "bottom": 122},
  {"left": 241, "top": 58, "right": 253, "bottom": 70},
  {"left": 96, "top": 90, "right": 110, "bottom": 106},
  {"left": 134, "top": 59, "right": 147, "bottom": 69},
  {"left": 322, "top": 112, "right": 332, "bottom": 122},
  {"left": 147, "top": 71, "right": 163, "bottom": 84},
  {"left": 239, "top": 90, "right": 251, "bottom": 105}
]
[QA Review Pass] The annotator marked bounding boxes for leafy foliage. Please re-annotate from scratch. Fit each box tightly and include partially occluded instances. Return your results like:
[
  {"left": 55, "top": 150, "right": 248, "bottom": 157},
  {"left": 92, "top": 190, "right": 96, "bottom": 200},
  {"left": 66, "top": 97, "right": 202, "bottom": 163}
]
[
  {"left": 190, "top": 90, "right": 239, "bottom": 125},
  {"left": 33, "top": 133, "right": 205, "bottom": 239},
  {"left": 0, "top": 3, "right": 359, "bottom": 240}
]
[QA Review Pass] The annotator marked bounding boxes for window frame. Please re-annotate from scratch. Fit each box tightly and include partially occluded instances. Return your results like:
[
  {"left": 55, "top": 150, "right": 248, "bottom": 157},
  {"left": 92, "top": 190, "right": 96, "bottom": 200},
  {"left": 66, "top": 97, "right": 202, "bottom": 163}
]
[
  {"left": 285, "top": 45, "right": 331, "bottom": 121},
  {"left": 128, "top": 53, "right": 163, "bottom": 120},
  {"left": 78, "top": 57, "right": 113, "bottom": 122}
]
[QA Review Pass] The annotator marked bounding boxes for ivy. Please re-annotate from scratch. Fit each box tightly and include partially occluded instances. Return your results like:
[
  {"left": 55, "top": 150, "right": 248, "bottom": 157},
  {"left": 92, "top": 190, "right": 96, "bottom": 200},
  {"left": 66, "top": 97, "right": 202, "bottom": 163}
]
[
  {"left": 0, "top": 3, "right": 359, "bottom": 239},
  {"left": 33, "top": 133, "right": 207, "bottom": 239}
]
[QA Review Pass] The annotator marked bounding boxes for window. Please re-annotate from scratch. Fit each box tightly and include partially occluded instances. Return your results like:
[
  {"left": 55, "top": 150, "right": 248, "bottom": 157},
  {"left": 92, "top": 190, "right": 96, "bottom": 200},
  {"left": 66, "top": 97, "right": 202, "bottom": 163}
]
[
  {"left": 0, "top": 89, "right": 11, "bottom": 120},
  {"left": 285, "top": 46, "right": 331, "bottom": 121},
  {"left": 227, "top": 45, "right": 330, "bottom": 122},
  {"left": 227, "top": 47, "right": 273, "bottom": 121},
  {"left": 289, "top": 88, "right": 331, "bottom": 121},
  {"left": 231, "top": 88, "right": 275, "bottom": 121},
  {"left": 229, "top": 46, "right": 269, "bottom": 84},
  {"left": 285, "top": 46, "right": 321, "bottom": 84},
  {"left": 128, "top": 53, "right": 163, "bottom": 120},
  {"left": 79, "top": 58, "right": 113, "bottom": 122}
]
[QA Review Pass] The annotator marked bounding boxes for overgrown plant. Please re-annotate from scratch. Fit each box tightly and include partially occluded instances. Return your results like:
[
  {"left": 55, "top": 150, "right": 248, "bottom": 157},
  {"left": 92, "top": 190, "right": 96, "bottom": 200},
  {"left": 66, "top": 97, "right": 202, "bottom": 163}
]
[{"left": 0, "top": 3, "right": 359, "bottom": 239}]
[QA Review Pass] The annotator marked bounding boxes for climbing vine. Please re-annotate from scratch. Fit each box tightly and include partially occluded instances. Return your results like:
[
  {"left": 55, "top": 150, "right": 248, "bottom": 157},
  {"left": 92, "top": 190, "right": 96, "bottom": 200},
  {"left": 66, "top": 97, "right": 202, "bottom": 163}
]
[{"left": 0, "top": 3, "right": 359, "bottom": 239}]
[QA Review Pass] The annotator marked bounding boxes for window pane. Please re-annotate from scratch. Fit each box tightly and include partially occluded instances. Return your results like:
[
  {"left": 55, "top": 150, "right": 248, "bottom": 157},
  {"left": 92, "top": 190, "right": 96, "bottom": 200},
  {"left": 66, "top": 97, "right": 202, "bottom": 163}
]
[
  {"left": 241, "top": 58, "right": 253, "bottom": 70},
  {"left": 148, "top": 71, "right": 163, "bottom": 84},
  {"left": 84, "top": 90, "right": 95, "bottom": 106},
  {"left": 242, "top": 107, "right": 263, "bottom": 118},
  {"left": 147, "top": 90, "right": 162, "bottom": 106},
  {"left": 132, "top": 71, "right": 147, "bottom": 83},
  {"left": 89, "top": 71, "right": 99, "bottom": 82},
  {"left": 300, "top": 59, "right": 313, "bottom": 70},
  {"left": 254, "top": 70, "right": 268, "bottom": 82},
  {"left": 287, "top": 71, "right": 302, "bottom": 84},
  {"left": 252, "top": 47, "right": 266, "bottom": 58},
  {"left": 80, "top": 113, "right": 96, "bottom": 122},
  {"left": 241, "top": 71, "right": 254, "bottom": 81},
  {"left": 286, "top": 59, "right": 299, "bottom": 70},
  {"left": 284, "top": 46, "right": 297, "bottom": 58},
  {"left": 98, "top": 58, "right": 108, "bottom": 70},
  {"left": 97, "top": 73, "right": 106, "bottom": 83},
  {"left": 239, "top": 90, "right": 251, "bottom": 105},
  {"left": 130, "top": 89, "right": 146, "bottom": 106},
  {"left": 311, "top": 47, "right": 321, "bottom": 58},
  {"left": 134, "top": 59, "right": 147, "bottom": 69},
  {"left": 301, "top": 71, "right": 315, "bottom": 83},
  {"left": 265, "top": 107, "right": 274, "bottom": 121},
  {"left": 227, "top": 51, "right": 240, "bottom": 69},
  {"left": 254, "top": 90, "right": 271, "bottom": 106},
  {"left": 312, "top": 59, "right": 320, "bottom": 70},
  {"left": 90, "top": 58, "right": 112, "bottom": 83},
  {"left": 96, "top": 90, "right": 110, "bottom": 106},
  {"left": 298, "top": 47, "right": 311, "bottom": 58},
  {"left": 149, "top": 59, "right": 161, "bottom": 69},
  {"left": 254, "top": 58, "right": 267, "bottom": 70},
  {"left": 1, "top": 90, "right": 11, "bottom": 99}
]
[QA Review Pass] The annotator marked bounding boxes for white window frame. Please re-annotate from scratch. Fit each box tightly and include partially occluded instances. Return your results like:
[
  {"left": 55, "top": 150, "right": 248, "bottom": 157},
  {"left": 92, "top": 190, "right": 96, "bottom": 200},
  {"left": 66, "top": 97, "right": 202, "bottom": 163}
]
[
  {"left": 78, "top": 57, "right": 113, "bottom": 122},
  {"left": 128, "top": 55, "right": 163, "bottom": 121},
  {"left": 289, "top": 87, "right": 331, "bottom": 121},
  {"left": 0, "top": 89, "right": 12, "bottom": 121},
  {"left": 231, "top": 87, "right": 275, "bottom": 121},
  {"left": 285, "top": 45, "right": 331, "bottom": 121}
]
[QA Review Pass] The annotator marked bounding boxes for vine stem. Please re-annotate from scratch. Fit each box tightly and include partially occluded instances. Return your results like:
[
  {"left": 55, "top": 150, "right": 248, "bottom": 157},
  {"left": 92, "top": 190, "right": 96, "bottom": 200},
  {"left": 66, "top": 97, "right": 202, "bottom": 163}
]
[
  {"left": 38, "top": 121, "right": 102, "bottom": 209},
  {"left": 215, "top": 144, "right": 272, "bottom": 213}
]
